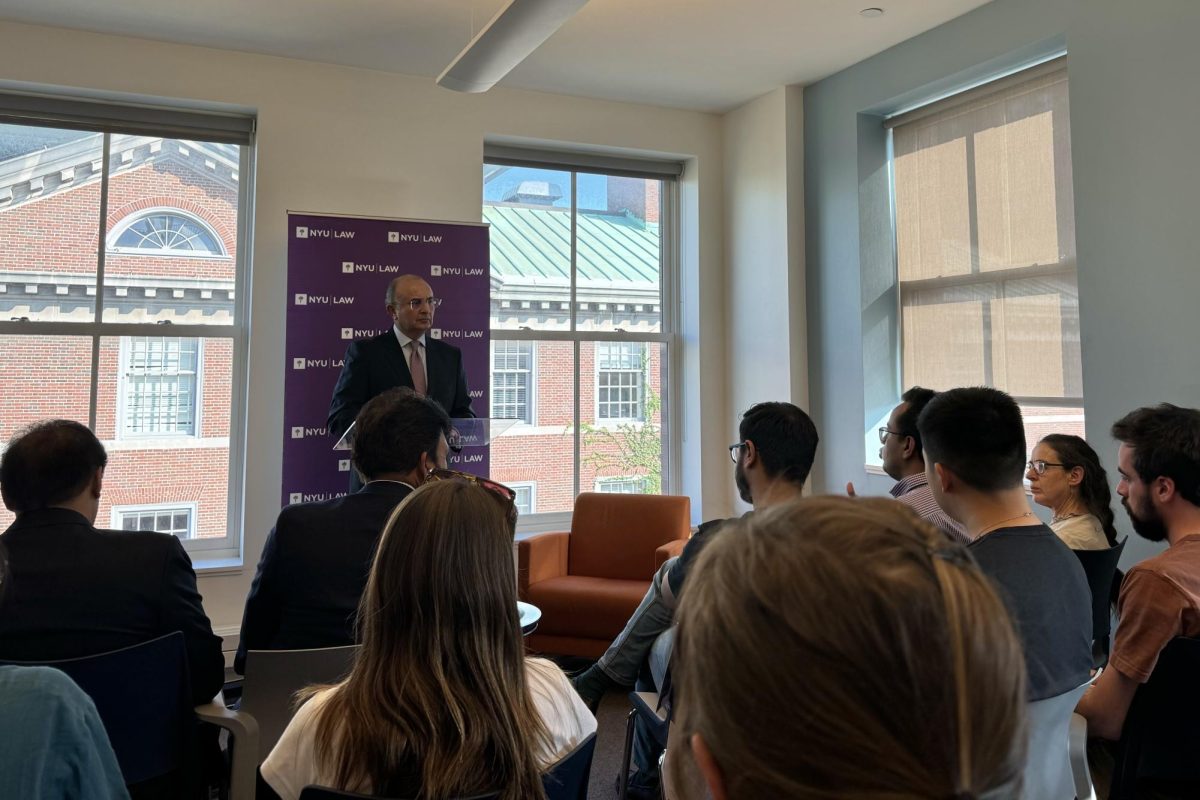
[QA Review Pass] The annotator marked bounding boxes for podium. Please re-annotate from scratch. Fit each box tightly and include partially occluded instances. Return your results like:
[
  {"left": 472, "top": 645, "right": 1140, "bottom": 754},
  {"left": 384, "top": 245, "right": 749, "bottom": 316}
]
[{"left": 333, "top": 417, "right": 518, "bottom": 452}]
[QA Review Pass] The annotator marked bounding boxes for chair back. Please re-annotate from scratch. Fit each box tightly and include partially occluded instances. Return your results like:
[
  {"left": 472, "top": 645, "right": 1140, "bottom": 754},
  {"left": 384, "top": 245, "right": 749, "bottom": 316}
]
[
  {"left": 0, "top": 631, "right": 191, "bottom": 786},
  {"left": 299, "top": 788, "right": 500, "bottom": 800},
  {"left": 1073, "top": 538, "right": 1126, "bottom": 665},
  {"left": 1023, "top": 679, "right": 1091, "bottom": 800},
  {"left": 568, "top": 492, "right": 690, "bottom": 580},
  {"left": 242, "top": 645, "right": 359, "bottom": 761},
  {"left": 542, "top": 732, "right": 596, "bottom": 800},
  {"left": 1110, "top": 637, "right": 1200, "bottom": 798}
]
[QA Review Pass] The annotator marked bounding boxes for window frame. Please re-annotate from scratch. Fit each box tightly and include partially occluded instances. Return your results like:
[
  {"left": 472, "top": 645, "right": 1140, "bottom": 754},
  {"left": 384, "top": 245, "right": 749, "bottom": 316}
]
[
  {"left": 594, "top": 341, "right": 646, "bottom": 424},
  {"left": 116, "top": 335, "right": 204, "bottom": 440},
  {"left": 490, "top": 339, "right": 536, "bottom": 425},
  {"left": 111, "top": 501, "right": 198, "bottom": 540},
  {"left": 0, "top": 115, "right": 255, "bottom": 563},
  {"left": 108, "top": 207, "right": 228, "bottom": 258},
  {"left": 595, "top": 476, "right": 648, "bottom": 494},
  {"left": 484, "top": 151, "right": 680, "bottom": 530}
]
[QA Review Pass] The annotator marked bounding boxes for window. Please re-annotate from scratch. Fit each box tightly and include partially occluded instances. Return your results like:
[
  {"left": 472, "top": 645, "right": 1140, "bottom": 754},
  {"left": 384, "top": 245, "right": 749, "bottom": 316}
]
[
  {"left": 113, "top": 504, "right": 196, "bottom": 539},
  {"left": 596, "top": 477, "right": 647, "bottom": 494},
  {"left": 111, "top": 210, "right": 224, "bottom": 256},
  {"left": 484, "top": 150, "right": 680, "bottom": 518},
  {"left": 887, "top": 58, "right": 1084, "bottom": 454},
  {"left": 120, "top": 337, "right": 200, "bottom": 436},
  {"left": 508, "top": 482, "right": 536, "bottom": 516},
  {"left": 597, "top": 342, "right": 645, "bottom": 422},
  {"left": 491, "top": 340, "right": 534, "bottom": 424},
  {"left": 0, "top": 97, "right": 254, "bottom": 559}
]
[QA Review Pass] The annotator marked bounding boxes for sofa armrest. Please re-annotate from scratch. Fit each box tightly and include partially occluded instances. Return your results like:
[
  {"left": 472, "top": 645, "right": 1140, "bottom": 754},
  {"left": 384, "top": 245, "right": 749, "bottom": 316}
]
[
  {"left": 654, "top": 539, "right": 687, "bottom": 571},
  {"left": 518, "top": 531, "right": 570, "bottom": 599}
]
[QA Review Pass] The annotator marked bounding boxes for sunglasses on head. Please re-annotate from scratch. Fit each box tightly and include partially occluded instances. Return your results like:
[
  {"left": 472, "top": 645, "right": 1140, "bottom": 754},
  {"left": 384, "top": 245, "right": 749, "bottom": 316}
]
[{"left": 427, "top": 468, "right": 517, "bottom": 503}]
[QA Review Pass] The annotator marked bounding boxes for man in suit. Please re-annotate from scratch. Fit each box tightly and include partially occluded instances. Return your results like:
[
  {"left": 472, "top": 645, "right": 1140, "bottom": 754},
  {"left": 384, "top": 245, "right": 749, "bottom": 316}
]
[
  {"left": 327, "top": 275, "right": 474, "bottom": 489},
  {"left": 0, "top": 420, "right": 224, "bottom": 707},
  {"left": 236, "top": 387, "right": 452, "bottom": 674}
]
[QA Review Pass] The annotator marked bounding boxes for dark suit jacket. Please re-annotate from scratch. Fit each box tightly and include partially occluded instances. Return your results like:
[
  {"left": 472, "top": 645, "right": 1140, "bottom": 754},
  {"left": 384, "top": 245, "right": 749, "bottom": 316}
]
[
  {"left": 326, "top": 331, "right": 474, "bottom": 441},
  {"left": 0, "top": 509, "right": 225, "bottom": 706},
  {"left": 234, "top": 481, "right": 413, "bottom": 674}
]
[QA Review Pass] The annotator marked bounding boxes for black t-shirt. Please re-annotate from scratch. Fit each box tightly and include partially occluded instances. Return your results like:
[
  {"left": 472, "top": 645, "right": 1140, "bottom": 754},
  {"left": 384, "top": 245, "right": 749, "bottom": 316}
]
[{"left": 969, "top": 523, "right": 1093, "bottom": 700}]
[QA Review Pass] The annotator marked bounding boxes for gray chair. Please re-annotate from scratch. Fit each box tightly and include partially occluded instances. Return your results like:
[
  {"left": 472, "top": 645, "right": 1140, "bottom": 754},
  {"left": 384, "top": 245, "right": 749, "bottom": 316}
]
[
  {"left": 240, "top": 645, "right": 359, "bottom": 762},
  {"left": 1069, "top": 712, "right": 1096, "bottom": 800},
  {"left": 1023, "top": 679, "right": 1092, "bottom": 800}
]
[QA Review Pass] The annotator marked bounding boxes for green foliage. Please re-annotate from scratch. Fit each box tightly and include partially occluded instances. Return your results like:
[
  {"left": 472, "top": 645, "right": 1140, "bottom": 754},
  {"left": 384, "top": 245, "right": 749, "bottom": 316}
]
[{"left": 576, "top": 347, "right": 662, "bottom": 493}]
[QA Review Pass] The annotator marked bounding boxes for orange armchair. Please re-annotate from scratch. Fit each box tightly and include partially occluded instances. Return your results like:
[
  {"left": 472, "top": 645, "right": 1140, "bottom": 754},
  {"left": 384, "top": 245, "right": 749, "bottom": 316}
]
[{"left": 518, "top": 492, "right": 691, "bottom": 659}]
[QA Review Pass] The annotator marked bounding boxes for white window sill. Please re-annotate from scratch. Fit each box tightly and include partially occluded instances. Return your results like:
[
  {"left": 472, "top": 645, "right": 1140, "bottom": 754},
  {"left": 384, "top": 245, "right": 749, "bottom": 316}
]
[{"left": 193, "top": 557, "right": 243, "bottom": 575}]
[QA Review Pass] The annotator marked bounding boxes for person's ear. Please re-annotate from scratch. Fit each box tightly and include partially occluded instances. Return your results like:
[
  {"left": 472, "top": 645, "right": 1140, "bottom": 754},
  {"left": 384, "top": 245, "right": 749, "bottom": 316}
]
[
  {"left": 902, "top": 435, "right": 917, "bottom": 460},
  {"left": 743, "top": 440, "right": 758, "bottom": 469},
  {"left": 691, "top": 733, "right": 728, "bottom": 800},
  {"left": 92, "top": 467, "right": 104, "bottom": 499},
  {"left": 1154, "top": 475, "right": 1176, "bottom": 504},
  {"left": 934, "top": 462, "right": 953, "bottom": 494},
  {"left": 1067, "top": 466, "right": 1085, "bottom": 488}
]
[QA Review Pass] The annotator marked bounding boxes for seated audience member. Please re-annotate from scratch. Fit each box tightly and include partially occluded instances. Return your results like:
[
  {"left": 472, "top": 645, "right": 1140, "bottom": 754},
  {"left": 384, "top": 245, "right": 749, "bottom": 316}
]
[
  {"left": 0, "top": 545, "right": 130, "bottom": 800},
  {"left": 0, "top": 666, "right": 129, "bottom": 800},
  {"left": 918, "top": 387, "right": 1092, "bottom": 700},
  {"left": 848, "top": 386, "right": 968, "bottom": 544},
  {"left": 1028, "top": 433, "right": 1118, "bottom": 551},
  {"left": 667, "top": 496, "right": 1027, "bottom": 800},
  {"left": 260, "top": 479, "right": 595, "bottom": 800},
  {"left": 1076, "top": 404, "right": 1200, "bottom": 742},
  {"left": 236, "top": 387, "right": 451, "bottom": 673},
  {"left": 0, "top": 420, "right": 223, "bottom": 706},
  {"left": 571, "top": 402, "right": 818, "bottom": 798}
]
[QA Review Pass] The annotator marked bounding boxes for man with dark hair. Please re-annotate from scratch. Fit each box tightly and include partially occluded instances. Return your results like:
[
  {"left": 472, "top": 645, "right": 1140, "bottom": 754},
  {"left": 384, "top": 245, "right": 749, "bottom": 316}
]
[
  {"left": 918, "top": 386, "right": 1091, "bottom": 700},
  {"left": 1076, "top": 403, "right": 1200, "bottom": 741},
  {"left": 236, "top": 387, "right": 452, "bottom": 673},
  {"left": 848, "top": 387, "right": 966, "bottom": 543},
  {"left": 573, "top": 401, "right": 819, "bottom": 798},
  {"left": 0, "top": 420, "right": 224, "bottom": 706}
]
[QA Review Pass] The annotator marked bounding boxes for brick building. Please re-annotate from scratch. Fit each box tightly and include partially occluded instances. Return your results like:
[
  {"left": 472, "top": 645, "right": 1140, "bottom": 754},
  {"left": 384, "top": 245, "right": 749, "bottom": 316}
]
[{"left": 0, "top": 130, "right": 238, "bottom": 538}]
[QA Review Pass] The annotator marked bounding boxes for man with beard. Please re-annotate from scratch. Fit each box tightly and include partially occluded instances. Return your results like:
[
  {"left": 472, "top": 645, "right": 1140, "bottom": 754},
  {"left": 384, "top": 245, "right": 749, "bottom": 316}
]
[
  {"left": 1076, "top": 403, "right": 1200, "bottom": 742},
  {"left": 570, "top": 401, "right": 818, "bottom": 798}
]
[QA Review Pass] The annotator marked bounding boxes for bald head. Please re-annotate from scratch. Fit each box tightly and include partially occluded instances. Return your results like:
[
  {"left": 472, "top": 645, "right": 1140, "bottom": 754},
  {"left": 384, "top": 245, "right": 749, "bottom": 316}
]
[{"left": 386, "top": 274, "right": 437, "bottom": 339}]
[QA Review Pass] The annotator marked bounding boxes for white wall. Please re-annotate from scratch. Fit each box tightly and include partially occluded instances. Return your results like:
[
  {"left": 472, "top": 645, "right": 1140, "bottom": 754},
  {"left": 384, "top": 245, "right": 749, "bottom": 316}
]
[
  {"left": 0, "top": 20, "right": 727, "bottom": 634},
  {"left": 721, "top": 85, "right": 808, "bottom": 510}
]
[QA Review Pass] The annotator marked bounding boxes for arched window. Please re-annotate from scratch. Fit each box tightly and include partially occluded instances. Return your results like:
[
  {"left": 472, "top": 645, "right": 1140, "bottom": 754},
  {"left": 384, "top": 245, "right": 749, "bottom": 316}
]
[{"left": 110, "top": 210, "right": 224, "bottom": 256}]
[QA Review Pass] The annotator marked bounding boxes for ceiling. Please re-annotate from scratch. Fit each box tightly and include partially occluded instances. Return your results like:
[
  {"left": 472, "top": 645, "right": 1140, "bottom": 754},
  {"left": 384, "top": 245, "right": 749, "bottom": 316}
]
[{"left": 0, "top": 0, "right": 993, "bottom": 112}]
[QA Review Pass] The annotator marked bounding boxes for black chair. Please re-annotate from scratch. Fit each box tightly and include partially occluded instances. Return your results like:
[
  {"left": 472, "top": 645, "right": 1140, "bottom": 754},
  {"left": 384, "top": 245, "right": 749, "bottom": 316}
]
[
  {"left": 300, "top": 790, "right": 500, "bottom": 800},
  {"left": 1073, "top": 538, "right": 1126, "bottom": 667},
  {"left": 0, "top": 631, "right": 191, "bottom": 795},
  {"left": 297, "top": 733, "right": 596, "bottom": 800},
  {"left": 619, "top": 691, "right": 670, "bottom": 800},
  {"left": 0, "top": 631, "right": 258, "bottom": 800},
  {"left": 1109, "top": 637, "right": 1200, "bottom": 799},
  {"left": 542, "top": 731, "right": 596, "bottom": 800}
]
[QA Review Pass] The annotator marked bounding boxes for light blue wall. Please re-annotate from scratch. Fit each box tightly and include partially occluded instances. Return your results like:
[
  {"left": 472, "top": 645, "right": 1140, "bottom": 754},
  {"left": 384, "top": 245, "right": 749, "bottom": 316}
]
[{"left": 804, "top": 0, "right": 1200, "bottom": 566}]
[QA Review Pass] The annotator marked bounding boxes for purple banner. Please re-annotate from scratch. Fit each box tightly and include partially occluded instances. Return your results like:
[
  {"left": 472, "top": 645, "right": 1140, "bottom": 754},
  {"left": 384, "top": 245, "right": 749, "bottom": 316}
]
[{"left": 284, "top": 212, "right": 490, "bottom": 508}]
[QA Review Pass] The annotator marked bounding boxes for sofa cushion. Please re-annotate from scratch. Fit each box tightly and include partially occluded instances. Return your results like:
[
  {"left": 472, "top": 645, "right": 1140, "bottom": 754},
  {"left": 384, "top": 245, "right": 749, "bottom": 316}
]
[{"left": 526, "top": 575, "right": 651, "bottom": 641}]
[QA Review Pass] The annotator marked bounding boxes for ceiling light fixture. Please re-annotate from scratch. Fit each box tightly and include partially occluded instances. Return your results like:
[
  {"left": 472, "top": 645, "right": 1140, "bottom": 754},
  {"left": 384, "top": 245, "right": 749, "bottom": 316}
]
[
  {"left": 437, "top": 0, "right": 591, "bottom": 93},
  {"left": 860, "top": 7, "right": 885, "bottom": 18}
]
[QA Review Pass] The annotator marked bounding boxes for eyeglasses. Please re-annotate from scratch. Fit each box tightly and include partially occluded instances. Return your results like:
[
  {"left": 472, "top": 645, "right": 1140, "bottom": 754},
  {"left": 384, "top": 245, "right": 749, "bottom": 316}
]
[
  {"left": 401, "top": 297, "right": 442, "bottom": 310},
  {"left": 878, "top": 427, "right": 903, "bottom": 444},
  {"left": 427, "top": 467, "right": 517, "bottom": 503},
  {"left": 729, "top": 442, "right": 747, "bottom": 463},
  {"left": 1027, "top": 460, "right": 1069, "bottom": 476}
]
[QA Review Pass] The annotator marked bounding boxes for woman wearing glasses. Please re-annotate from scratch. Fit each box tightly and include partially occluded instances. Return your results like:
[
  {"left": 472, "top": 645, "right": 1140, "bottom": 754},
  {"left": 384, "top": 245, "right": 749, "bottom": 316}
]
[
  {"left": 1026, "top": 433, "right": 1119, "bottom": 550},
  {"left": 260, "top": 478, "right": 595, "bottom": 800}
]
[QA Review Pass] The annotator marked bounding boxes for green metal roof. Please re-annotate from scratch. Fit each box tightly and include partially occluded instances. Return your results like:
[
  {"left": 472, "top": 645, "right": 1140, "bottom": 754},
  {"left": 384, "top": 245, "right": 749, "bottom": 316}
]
[{"left": 484, "top": 204, "right": 660, "bottom": 286}]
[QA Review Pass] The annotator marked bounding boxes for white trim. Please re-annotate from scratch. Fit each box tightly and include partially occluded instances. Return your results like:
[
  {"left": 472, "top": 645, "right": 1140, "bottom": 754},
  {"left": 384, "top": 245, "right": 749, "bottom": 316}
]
[
  {"left": 111, "top": 501, "right": 198, "bottom": 539},
  {"left": 490, "top": 339, "right": 537, "bottom": 425},
  {"left": 595, "top": 476, "right": 648, "bottom": 493},
  {"left": 594, "top": 340, "right": 646, "bottom": 424},
  {"left": 107, "top": 205, "right": 227, "bottom": 257},
  {"left": 115, "top": 335, "right": 204, "bottom": 440},
  {"left": 506, "top": 480, "right": 537, "bottom": 516}
]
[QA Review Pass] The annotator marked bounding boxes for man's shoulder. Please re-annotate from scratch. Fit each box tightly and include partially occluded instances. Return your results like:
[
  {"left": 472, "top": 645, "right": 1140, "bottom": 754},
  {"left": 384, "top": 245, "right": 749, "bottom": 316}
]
[{"left": 425, "top": 335, "right": 463, "bottom": 357}]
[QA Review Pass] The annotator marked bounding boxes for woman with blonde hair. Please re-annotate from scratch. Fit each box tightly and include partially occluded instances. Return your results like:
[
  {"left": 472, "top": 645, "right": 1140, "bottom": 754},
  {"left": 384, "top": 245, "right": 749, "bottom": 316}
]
[
  {"left": 668, "top": 496, "right": 1027, "bottom": 800},
  {"left": 261, "top": 476, "right": 595, "bottom": 800}
]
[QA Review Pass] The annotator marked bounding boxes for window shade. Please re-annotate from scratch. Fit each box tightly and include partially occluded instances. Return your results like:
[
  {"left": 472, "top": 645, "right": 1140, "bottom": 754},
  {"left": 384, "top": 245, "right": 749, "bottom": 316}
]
[{"left": 890, "top": 60, "right": 1081, "bottom": 401}]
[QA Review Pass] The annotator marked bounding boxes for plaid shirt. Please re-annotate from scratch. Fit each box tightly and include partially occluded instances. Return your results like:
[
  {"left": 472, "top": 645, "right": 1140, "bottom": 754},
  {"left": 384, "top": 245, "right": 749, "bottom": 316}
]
[{"left": 890, "top": 473, "right": 970, "bottom": 545}]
